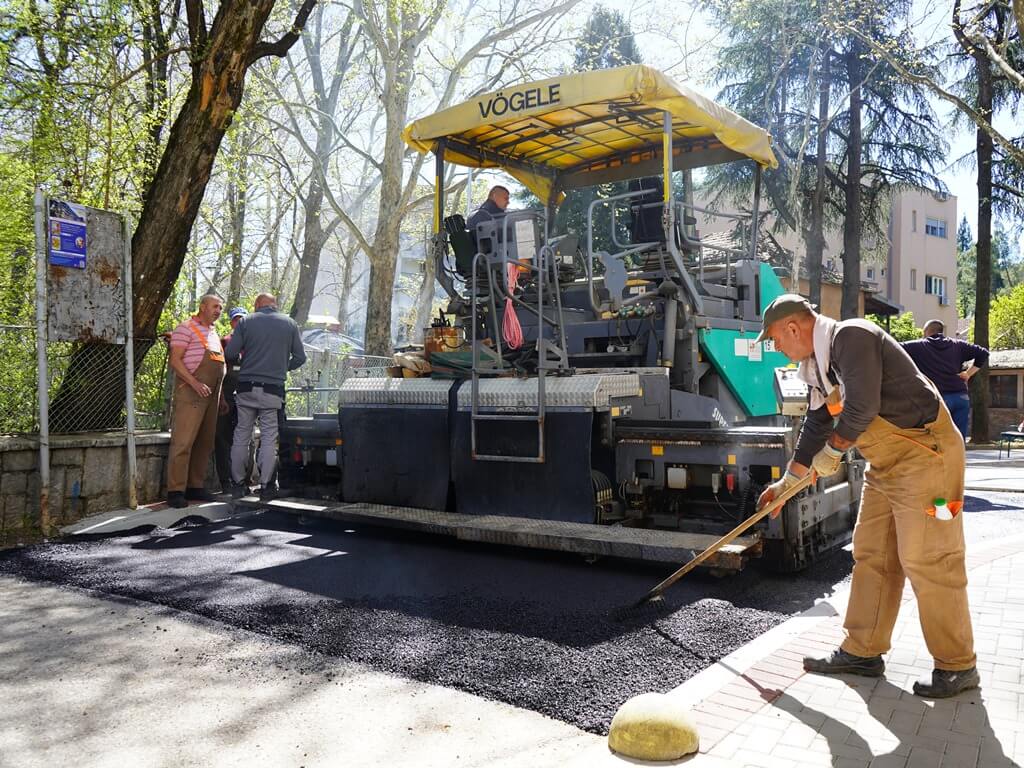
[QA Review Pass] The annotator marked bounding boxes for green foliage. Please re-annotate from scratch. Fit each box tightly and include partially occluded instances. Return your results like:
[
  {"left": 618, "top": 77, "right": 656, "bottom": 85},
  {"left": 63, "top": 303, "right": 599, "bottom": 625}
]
[
  {"left": 958, "top": 243, "right": 977, "bottom": 319},
  {"left": 959, "top": 225, "right": 1024, "bottom": 319},
  {"left": 957, "top": 215, "right": 973, "bottom": 253},
  {"left": 572, "top": 5, "right": 640, "bottom": 70},
  {"left": 867, "top": 311, "right": 920, "bottom": 341},
  {"left": 991, "top": 284, "right": 1024, "bottom": 349}
]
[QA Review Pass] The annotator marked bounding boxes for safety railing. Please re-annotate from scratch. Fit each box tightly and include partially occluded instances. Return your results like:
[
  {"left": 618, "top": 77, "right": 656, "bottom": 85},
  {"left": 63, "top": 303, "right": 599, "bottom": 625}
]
[{"left": 285, "top": 352, "right": 393, "bottom": 417}]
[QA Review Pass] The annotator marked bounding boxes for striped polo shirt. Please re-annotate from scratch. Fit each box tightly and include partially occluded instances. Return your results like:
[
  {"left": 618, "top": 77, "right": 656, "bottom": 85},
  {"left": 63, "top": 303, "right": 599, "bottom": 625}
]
[{"left": 170, "top": 318, "right": 223, "bottom": 374}]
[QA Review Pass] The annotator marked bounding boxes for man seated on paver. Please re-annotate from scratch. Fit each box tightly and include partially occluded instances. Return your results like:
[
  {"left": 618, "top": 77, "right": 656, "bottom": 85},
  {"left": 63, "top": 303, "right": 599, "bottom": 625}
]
[{"left": 755, "top": 295, "right": 979, "bottom": 699}]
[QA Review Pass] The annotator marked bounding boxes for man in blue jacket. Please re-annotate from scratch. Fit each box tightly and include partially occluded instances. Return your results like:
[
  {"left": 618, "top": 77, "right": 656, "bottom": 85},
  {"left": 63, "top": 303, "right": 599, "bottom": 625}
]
[{"left": 902, "top": 320, "right": 989, "bottom": 440}]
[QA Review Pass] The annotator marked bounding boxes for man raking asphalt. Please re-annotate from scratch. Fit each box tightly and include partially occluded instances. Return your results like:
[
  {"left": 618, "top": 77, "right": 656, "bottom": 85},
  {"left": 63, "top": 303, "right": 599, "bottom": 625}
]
[{"left": 755, "top": 295, "right": 978, "bottom": 699}]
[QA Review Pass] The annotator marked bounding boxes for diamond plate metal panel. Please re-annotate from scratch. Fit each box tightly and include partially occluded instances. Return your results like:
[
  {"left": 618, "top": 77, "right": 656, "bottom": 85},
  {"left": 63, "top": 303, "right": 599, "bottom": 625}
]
[
  {"left": 456, "top": 373, "right": 640, "bottom": 409},
  {"left": 339, "top": 377, "right": 453, "bottom": 406}
]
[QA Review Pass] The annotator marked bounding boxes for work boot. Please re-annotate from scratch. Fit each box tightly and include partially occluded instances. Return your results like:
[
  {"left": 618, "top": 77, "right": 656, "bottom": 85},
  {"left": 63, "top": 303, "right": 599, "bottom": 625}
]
[
  {"left": 229, "top": 483, "right": 248, "bottom": 500},
  {"left": 185, "top": 487, "right": 215, "bottom": 502},
  {"left": 803, "top": 648, "right": 884, "bottom": 677},
  {"left": 259, "top": 482, "right": 279, "bottom": 502},
  {"left": 166, "top": 491, "right": 188, "bottom": 509},
  {"left": 913, "top": 667, "right": 980, "bottom": 698}
]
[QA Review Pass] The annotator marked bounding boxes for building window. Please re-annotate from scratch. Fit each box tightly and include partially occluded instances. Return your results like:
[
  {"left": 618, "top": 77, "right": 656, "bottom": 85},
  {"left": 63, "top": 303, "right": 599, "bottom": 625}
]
[
  {"left": 912, "top": 210, "right": 917, "bottom": 232},
  {"left": 925, "top": 217, "right": 947, "bottom": 238},
  {"left": 866, "top": 268, "right": 875, "bottom": 279},
  {"left": 910, "top": 268, "right": 917, "bottom": 291},
  {"left": 925, "top": 274, "right": 946, "bottom": 298},
  {"left": 990, "top": 375, "right": 1019, "bottom": 409}
]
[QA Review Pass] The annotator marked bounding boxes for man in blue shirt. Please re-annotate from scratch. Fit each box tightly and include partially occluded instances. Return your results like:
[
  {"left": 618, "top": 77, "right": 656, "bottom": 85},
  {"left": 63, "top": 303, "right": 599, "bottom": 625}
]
[{"left": 902, "top": 320, "right": 989, "bottom": 441}]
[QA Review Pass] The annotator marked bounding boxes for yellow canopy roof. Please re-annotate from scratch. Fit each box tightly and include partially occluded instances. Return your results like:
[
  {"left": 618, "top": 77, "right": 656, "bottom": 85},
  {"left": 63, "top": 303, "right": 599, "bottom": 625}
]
[{"left": 402, "top": 65, "right": 778, "bottom": 203}]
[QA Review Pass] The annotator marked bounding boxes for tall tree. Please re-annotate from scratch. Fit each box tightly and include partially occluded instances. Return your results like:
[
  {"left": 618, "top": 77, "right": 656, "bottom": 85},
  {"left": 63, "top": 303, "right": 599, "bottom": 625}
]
[
  {"left": 956, "top": 216, "right": 976, "bottom": 318},
  {"left": 951, "top": 0, "right": 1021, "bottom": 442},
  {"left": 131, "top": 0, "right": 318, "bottom": 337},
  {"left": 840, "top": 39, "right": 864, "bottom": 319}
]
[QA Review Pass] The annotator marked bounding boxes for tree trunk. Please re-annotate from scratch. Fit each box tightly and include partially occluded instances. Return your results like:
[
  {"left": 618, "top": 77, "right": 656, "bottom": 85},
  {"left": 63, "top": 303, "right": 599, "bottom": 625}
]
[
  {"left": 226, "top": 139, "right": 250, "bottom": 308},
  {"left": 412, "top": 241, "right": 438, "bottom": 340},
  {"left": 841, "top": 46, "right": 863, "bottom": 320},
  {"left": 807, "top": 46, "right": 831, "bottom": 308},
  {"left": 362, "top": 61, "right": 415, "bottom": 355},
  {"left": 364, "top": 253, "right": 399, "bottom": 355},
  {"left": 971, "top": 53, "right": 994, "bottom": 443},
  {"left": 287, "top": 7, "right": 354, "bottom": 325},
  {"left": 290, "top": 179, "right": 327, "bottom": 326}
]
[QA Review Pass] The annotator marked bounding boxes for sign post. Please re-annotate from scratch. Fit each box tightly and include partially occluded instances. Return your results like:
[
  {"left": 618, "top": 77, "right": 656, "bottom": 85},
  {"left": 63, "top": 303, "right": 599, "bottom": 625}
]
[{"left": 33, "top": 187, "right": 50, "bottom": 532}]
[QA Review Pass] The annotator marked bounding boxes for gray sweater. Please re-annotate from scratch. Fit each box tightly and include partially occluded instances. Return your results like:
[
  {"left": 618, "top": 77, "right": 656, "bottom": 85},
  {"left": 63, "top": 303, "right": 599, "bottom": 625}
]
[
  {"left": 794, "top": 319, "right": 939, "bottom": 466},
  {"left": 225, "top": 307, "right": 306, "bottom": 386}
]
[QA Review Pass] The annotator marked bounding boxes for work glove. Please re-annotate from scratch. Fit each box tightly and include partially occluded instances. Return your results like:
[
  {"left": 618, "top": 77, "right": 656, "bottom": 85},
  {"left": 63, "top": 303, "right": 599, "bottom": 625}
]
[
  {"left": 811, "top": 443, "right": 844, "bottom": 478},
  {"left": 758, "top": 470, "right": 803, "bottom": 519}
]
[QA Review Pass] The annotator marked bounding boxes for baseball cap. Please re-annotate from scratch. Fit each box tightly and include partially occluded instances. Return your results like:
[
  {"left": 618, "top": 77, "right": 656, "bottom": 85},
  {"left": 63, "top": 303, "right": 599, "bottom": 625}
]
[
  {"left": 754, "top": 294, "right": 816, "bottom": 343},
  {"left": 228, "top": 307, "right": 247, "bottom": 320}
]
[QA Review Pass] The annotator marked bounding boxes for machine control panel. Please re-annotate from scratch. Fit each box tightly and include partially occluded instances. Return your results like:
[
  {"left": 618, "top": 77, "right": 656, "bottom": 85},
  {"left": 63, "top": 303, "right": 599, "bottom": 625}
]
[{"left": 773, "top": 367, "right": 809, "bottom": 416}]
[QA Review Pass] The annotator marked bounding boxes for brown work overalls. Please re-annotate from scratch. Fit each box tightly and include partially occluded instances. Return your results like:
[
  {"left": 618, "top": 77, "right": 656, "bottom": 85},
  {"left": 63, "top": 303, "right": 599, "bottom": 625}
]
[
  {"left": 838, "top": 388, "right": 975, "bottom": 671},
  {"left": 166, "top": 321, "right": 226, "bottom": 493}
]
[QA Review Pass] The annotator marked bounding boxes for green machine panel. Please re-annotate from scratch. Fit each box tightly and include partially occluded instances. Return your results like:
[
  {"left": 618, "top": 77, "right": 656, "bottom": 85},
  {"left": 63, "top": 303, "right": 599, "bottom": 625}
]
[{"left": 698, "top": 263, "right": 790, "bottom": 417}]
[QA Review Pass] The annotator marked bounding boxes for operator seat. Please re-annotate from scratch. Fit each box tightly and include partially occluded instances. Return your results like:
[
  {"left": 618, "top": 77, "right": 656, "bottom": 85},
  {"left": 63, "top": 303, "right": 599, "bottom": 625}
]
[{"left": 443, "top": 214, "right": 476, "bottom": 280}]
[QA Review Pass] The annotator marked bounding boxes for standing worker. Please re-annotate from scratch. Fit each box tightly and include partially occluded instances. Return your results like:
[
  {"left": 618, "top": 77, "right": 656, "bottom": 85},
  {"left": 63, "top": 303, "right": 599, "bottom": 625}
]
[
  {"left": 756, "top": 295, "right": 977, "bottom": 698},
  {"left": 165, "top": 293, "right": 226, "bottom": 508},
  {"left": 225, "top": 293, "right": 306, "bottom": 501},
  {"left": 902, "top": 319, "right": 989, "bottom": 441},
  {"left": 214, "top": 307, "right": 247, "bottom": 491}
]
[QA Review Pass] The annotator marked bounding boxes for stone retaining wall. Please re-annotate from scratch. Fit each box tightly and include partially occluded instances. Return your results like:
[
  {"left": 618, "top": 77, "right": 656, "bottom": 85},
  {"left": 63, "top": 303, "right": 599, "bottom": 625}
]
[{"left": 0, "top": 432, "right": 171, "bottom": 542}]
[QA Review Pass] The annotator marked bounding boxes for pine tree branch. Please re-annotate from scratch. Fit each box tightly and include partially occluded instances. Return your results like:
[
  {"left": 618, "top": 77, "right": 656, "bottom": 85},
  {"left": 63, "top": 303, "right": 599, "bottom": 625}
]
[{"left": 834, "top": 22, "right": 1024, "bottom": 167}]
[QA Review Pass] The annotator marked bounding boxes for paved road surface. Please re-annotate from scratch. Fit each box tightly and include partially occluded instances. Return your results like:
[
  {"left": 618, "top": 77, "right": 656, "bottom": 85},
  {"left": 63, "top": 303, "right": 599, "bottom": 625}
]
[{"left": 1, "top": 490, "right": 1021, "bottom": 734}]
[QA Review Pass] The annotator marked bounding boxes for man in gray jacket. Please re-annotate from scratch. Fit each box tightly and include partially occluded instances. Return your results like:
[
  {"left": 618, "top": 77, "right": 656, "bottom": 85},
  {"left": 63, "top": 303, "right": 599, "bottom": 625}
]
[{"left": 225, "top": 293, "right": 306, "bottom": 500}]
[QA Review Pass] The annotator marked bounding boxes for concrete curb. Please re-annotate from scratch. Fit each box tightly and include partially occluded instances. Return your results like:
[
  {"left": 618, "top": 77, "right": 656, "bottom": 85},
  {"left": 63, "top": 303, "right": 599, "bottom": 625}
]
[
  {"left": 59, "top": 500, "right": 237, "bottom": 535},
  {"left": 667, "top": 529, "right": 1024, "bottom": 709}
]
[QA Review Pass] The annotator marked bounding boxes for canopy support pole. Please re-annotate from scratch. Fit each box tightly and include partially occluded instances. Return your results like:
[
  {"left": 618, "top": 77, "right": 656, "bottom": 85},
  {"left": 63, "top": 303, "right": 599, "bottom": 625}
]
[
  {"left": 750, "top": 163, "right": 762, "bottom": 261},
  {"left": 434, "top": 141, "right": 445, "bottom": 235},
  {"left": 662, "top": 111, "right": 704, "bottom": 315}
]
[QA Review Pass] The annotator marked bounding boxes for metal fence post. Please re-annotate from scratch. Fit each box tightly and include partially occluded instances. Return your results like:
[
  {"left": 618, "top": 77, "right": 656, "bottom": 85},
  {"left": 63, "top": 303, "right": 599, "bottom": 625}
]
[
  {"left": 33, "top": 187, "right": 50, "bottom": 532},
  {"left": 123, "top": 213, "right": 137, "bottom": 509}
]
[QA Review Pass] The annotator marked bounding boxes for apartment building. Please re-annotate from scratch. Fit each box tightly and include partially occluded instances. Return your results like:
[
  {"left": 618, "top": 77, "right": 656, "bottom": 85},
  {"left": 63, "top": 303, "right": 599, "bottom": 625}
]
[
  {"left": 695, "top": 185, "right": 957, "bottom": 329},
  {"left": 876, "top": 187, "right": 958, "bottom": 331}
]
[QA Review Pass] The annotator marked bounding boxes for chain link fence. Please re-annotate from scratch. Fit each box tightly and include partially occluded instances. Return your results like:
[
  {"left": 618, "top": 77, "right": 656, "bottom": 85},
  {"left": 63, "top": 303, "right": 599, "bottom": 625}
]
[
  {"left": 0, "top": 325, "right": 39, "bottom": 434},
  {"left": 0, "top": 327, "right": 171, "bottom": 436},
  {"left": 286, "top": 352, "right": 394, "bottom": 417}
]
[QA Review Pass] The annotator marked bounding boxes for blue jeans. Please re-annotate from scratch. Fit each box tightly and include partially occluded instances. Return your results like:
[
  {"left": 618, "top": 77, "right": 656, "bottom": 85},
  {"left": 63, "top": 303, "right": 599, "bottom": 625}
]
[{"left": 942, "top": 392, "right": 971, "bottom": 441}]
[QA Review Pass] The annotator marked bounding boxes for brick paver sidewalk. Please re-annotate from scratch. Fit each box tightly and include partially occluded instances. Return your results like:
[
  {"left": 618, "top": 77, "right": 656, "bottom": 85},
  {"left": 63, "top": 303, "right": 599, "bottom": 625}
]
[{"left": 677, "top": 538, "right": 1024, "bottom": 768}]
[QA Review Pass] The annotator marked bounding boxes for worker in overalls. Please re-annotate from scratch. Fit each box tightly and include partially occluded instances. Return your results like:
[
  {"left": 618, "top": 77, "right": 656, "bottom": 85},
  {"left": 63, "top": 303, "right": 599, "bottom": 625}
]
[
  {"left": 165, "top": 293, "right": 227, "bottom": 508},
  {"left": 756, "top": 295, "right": 977, "bottom": 699}
]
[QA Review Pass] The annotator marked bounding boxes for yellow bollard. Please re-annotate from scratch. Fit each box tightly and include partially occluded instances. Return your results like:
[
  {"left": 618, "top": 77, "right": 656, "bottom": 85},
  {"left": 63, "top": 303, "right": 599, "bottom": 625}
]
[{"left": 607, "top": 692, "right": 699, "bottom": 761}]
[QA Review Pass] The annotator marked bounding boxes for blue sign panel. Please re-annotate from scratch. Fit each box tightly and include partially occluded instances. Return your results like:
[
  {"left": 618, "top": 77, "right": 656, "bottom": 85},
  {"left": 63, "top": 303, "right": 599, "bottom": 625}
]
[{"left": 48, "top": 198, "right": 87, "bottom": 269}]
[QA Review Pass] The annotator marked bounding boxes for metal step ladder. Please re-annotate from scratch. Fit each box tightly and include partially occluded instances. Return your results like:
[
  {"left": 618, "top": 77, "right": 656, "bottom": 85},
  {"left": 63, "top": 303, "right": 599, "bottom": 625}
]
[{"left": 469, "top": 215, "right": 569, "bottom": 463}]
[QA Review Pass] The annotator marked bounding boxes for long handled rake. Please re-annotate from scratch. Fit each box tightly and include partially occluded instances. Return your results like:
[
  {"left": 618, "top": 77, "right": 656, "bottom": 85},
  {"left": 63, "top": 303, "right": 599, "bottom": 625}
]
[{"left": 613, "top": 471, "right": 816, "bottom": 622}]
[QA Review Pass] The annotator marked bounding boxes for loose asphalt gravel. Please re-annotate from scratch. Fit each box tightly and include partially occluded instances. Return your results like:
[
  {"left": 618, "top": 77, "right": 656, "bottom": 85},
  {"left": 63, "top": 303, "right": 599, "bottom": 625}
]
[{"left": 1, "top": 489, "right": 1022, "bottom": 734}]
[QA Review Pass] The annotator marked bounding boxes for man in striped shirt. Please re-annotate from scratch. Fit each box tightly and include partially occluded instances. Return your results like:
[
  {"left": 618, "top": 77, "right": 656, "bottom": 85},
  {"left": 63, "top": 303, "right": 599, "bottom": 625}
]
[{"left": 166, "top": 293, "right": 226, "bottom": 508}]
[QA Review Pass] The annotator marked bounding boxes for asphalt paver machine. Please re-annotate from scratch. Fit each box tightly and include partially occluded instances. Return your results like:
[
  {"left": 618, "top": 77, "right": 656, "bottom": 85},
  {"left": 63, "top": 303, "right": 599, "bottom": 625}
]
[{"left": 274, "top": 65, "right": 863, "bottom": 572}]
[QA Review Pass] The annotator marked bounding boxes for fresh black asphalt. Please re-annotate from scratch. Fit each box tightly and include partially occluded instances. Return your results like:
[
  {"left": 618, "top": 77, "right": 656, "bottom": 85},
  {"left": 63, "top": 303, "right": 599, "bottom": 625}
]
[{"left": 1, "top": 490, "right": 1021, "bottom": 734}]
